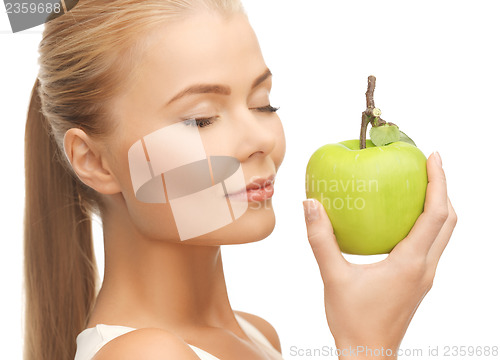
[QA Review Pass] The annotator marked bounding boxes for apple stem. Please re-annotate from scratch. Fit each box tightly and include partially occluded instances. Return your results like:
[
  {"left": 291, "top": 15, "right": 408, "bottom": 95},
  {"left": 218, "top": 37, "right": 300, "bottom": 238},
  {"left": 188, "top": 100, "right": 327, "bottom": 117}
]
[
  {"left": 360, "top": 113, "right": 370, "bottom": 150},
  {"left": 359, "top": 75, "right": 391, "bottom": 149},
  {"left": 366, "top": 75, "right": 376, "bottom": 109}
]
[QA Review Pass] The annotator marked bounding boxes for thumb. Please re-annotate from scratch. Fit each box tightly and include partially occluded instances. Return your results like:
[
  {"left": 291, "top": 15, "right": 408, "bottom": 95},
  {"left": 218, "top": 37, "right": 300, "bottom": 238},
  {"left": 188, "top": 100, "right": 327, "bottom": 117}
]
[
  {"left": 403, "top": 151, "right": 449, "bottom": 254},
  {"left": 303, "top": 199, "right": 347, "bottom": 285}
]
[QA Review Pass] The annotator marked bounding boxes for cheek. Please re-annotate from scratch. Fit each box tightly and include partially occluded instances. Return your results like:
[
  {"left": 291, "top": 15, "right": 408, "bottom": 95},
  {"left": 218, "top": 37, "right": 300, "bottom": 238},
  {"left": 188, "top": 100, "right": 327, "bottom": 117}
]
[
  {"left": 118, "top": 137, "right": 253, "bottom": 244},
  {"left": 126, "top": 201, "right": 181, "bottom": 241},
  {"left": 116, "top": 147, "right": 182, "bottom": 241},
  {"left": 102, "top": 136, "right": 179, "bottom": 241},
  {"left": 112, "top": 118, "right": 284, "bottom": 245}
]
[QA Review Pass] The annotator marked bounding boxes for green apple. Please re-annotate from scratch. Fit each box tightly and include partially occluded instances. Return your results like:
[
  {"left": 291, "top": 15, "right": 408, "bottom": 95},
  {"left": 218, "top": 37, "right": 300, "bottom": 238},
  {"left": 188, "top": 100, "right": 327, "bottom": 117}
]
[
  {"left": 305, "top": 139, "right": 427, "bottom": 255},
  {"left": 305, "top": 76, "right": 428, "bottom": 255}
]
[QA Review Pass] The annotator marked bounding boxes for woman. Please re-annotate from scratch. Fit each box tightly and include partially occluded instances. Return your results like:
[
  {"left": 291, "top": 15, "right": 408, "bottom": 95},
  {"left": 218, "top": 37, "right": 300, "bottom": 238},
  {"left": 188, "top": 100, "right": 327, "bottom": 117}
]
[{"left": 24, "top": 0, "right": 457, "bottom": 359}]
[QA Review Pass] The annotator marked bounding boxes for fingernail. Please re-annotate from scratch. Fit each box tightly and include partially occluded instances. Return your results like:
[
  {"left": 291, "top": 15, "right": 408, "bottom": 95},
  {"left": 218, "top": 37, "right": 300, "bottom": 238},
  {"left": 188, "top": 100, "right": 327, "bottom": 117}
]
[
  {"left": 434, "top": 151, "right": 442, "bottom": 168},
  {"left": 303, "top": 199, "right": 319, "bottom": 224}
]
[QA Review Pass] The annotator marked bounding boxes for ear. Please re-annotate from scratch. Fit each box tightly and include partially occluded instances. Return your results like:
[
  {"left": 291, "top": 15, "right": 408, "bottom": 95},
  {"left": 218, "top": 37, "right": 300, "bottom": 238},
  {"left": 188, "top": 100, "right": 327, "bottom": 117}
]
[{"left": 63, "top": 128, "right": 121, "bottom": 195}]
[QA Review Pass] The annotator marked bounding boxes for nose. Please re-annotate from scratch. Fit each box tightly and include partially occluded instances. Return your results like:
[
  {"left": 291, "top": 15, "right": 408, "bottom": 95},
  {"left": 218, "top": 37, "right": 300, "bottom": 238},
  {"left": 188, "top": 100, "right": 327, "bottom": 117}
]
[{"left": 232, "top": 107, "right": 277, "bottom": 161}]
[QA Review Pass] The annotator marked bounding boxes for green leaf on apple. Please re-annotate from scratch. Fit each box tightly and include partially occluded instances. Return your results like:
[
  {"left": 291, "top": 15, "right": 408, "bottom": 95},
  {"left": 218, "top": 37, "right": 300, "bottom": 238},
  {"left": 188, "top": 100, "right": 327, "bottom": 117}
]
[
  {"left": 369, "top": 124, "right": 400, "bottom": 146},
  {"left": 399, "top": 130, "right": 417, "bottom": 147}
]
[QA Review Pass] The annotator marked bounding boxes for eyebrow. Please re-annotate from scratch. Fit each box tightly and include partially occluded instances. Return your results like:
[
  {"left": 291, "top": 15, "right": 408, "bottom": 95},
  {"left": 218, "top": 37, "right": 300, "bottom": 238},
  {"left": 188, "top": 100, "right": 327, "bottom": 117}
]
[
  {"left": 166, "top": 68, "right": 272, "bottom": 106},
  {"left": 252, "top": 68, "right": 272, "bottom": 89}
]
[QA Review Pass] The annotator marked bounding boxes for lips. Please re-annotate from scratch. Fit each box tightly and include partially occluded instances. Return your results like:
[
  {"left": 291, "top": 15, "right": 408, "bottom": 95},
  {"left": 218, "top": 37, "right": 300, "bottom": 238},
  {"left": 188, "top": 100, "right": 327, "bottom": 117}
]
[
  {"left": 245, "top": 174, "right": 276, "bottom": 191},
  {"left": 227, "top": 174, "right": 276, "bottom": 196}
]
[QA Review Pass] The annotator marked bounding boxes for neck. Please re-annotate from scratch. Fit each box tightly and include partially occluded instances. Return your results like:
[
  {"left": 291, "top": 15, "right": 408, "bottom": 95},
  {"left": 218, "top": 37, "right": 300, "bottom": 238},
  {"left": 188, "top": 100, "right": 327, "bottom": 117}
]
[{"left": 89, "top": 200, "right": 237, "bottom": 331}]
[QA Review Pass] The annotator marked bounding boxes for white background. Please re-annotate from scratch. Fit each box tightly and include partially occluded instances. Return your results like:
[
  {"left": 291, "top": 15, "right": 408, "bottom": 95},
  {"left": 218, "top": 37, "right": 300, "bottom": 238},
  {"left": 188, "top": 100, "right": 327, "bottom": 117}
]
[{"left": 1, "top": 1, "right": 499, "bottom": 359}]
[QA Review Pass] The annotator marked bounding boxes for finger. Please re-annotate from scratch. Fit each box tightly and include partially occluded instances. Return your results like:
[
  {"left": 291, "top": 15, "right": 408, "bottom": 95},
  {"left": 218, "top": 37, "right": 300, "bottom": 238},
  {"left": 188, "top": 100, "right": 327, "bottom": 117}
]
[
  {"left": 303, "top": 198, "right": 347, "bottom": 285},
  {"left": 405, "top": 152, "right": 449, "bottom": 255},
  {"left": 428, "top": 197, "right": 457, "bottom": 267}
]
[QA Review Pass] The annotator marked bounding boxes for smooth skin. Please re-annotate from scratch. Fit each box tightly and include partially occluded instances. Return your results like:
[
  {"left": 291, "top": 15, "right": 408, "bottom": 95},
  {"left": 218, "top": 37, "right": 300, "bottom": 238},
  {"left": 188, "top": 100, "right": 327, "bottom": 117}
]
[
  {"left": 63, "top": 9, "right": 457, "bottom": 360},
  {"left": 65, "top": 11, "right": 285, "bottom": 360}
]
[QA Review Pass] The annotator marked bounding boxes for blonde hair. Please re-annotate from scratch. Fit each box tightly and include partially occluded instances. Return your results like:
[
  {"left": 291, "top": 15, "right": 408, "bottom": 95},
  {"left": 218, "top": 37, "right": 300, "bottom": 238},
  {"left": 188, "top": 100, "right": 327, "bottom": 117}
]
[{"left": 24, "top": 1, "right": 244, "bottom": 359}]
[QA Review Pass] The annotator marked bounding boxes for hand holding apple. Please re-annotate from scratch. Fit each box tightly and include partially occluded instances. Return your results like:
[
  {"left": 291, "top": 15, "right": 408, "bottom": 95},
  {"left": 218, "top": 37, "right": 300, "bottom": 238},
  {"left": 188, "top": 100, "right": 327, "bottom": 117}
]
[{"left": 302, "top": 153, "right": 457, "bottom": 356}]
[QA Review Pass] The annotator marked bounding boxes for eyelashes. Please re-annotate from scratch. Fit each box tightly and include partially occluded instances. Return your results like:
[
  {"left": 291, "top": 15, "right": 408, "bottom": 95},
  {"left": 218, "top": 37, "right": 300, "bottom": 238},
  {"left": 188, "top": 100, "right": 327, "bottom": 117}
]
[
  {"left": 183, "top": 104, "right": 280, "bottom": 128},
  {"left": 183, "top": 117, "right": 217, "bottom": 128},
  {"left": 256, "top": 104, "right": 280, "bottom": 113}
]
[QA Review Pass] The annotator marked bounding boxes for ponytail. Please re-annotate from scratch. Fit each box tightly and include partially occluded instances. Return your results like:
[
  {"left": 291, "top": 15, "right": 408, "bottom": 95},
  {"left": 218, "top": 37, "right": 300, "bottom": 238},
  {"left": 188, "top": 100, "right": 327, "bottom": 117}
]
[
  {"left": 23, "top": 1, "right": 245, "bottom": 358},
  {"left": 23, "top": 78, "right": 98, "bottom": 360}
]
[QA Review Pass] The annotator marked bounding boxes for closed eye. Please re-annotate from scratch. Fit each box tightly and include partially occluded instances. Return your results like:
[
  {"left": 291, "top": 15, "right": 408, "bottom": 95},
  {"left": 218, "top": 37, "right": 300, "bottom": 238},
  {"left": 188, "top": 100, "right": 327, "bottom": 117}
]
[
  {"left": 183, "top": 104, "right": 279, "bottom": 129},
  {"left": 254, "top": 105, "right": 280, "bottom": 113},
  {"left": 183, "top": 116, "right": 219, "bottom": 128}
]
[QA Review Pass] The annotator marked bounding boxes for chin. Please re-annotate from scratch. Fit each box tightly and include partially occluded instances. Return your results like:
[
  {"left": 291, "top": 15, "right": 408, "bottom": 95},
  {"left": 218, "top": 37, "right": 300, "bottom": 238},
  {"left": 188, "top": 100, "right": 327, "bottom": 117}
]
[{"left": 182, "top": 199, "right": 276, "bottom": 246}]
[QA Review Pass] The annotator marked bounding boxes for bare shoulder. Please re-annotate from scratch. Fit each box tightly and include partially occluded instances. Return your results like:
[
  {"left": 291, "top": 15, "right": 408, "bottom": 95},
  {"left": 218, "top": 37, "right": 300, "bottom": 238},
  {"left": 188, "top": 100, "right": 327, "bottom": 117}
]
[
  {"left": 234, "top": 310, "right": 282, "bottom": 353},
  {"left": 92, "top": 328, "right": 200, "bottom": 360}
]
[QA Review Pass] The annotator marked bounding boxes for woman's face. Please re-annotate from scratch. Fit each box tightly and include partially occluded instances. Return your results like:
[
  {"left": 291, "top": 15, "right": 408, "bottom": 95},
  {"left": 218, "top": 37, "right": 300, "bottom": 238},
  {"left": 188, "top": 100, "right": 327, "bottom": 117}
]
[{"left": 103, "top": 11, "right": 286, "bottom": 245}]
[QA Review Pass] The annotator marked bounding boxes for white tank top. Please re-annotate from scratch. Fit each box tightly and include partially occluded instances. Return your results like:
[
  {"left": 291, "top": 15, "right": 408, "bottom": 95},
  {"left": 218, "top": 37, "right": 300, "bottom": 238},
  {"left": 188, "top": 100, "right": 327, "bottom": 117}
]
[{"left": 74, "top": 313, "right": 283, "bottom": 360}]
